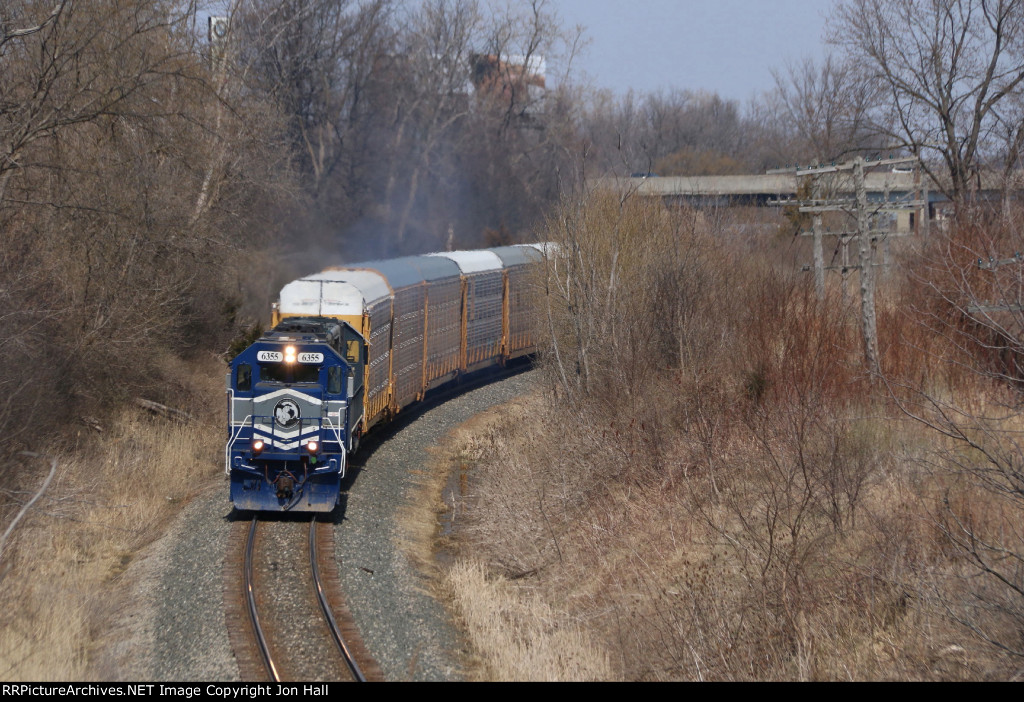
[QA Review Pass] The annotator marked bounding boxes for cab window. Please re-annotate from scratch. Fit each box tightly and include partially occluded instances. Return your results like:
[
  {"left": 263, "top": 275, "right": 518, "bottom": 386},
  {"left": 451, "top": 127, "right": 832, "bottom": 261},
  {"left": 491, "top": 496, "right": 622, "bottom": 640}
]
[
  {"left": 236, "top": 364, "right": 252, "bottom": 391},
  {"left": 345, "top": 340, "right": 361, "bottom": 364},
  {"left": 328, "top": 366, "right": 343, "bottom": 394},
  {"left": 260, "top": 363, "right": 320, "bottom": 384}
]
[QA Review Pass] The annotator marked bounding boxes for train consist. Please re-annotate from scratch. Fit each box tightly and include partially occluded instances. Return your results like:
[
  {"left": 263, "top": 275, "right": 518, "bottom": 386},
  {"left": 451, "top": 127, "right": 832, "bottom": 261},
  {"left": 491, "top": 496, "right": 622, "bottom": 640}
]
[{"left": 226, "top": 245, "right": 547, "bottom": 512}]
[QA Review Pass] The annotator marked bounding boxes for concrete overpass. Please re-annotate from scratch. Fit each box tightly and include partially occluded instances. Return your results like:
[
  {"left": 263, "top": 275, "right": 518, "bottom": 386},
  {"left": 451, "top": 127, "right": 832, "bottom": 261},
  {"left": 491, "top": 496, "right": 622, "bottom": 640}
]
[
  {"left": 588, "top": 171, "right": 956, "bottom": 233},
  {"left": 588, "top": 171, "right": 930, "bottom": 207}
]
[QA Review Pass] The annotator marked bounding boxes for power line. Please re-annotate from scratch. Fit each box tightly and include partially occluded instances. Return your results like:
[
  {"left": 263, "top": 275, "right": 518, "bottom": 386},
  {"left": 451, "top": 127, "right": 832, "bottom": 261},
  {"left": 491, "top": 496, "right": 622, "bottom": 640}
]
[{"left": 769, "top": 155, "right": 925, "bottom": 377}]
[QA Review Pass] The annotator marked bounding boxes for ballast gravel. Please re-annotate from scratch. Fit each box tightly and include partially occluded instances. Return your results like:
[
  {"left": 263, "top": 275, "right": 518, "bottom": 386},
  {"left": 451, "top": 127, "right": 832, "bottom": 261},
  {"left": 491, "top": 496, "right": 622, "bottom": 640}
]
[{"left": 93, "top": 370, "right": 533, "bottom": 682}]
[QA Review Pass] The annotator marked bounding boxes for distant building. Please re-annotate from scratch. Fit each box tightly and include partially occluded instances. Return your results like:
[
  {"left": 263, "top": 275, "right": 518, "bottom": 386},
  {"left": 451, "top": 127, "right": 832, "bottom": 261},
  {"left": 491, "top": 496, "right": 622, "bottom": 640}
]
[{"left": 470, "top": 53, "right": 546, "bottom": 120}]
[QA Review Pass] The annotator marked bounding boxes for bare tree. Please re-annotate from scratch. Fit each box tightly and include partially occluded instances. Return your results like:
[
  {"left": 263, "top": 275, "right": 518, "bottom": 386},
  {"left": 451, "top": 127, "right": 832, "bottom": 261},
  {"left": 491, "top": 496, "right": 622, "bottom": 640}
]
[
  {"left": 580, "top": 86, "right": 793, "bottom": 177},
  {"left": 220, "top": 0, "right": 582, "bottom": 258},
  {"left": 232, "top": 0, "right": 394, "bottom": 200},
  {"left": 990, "top": 87, "right": 1024, "bottom": 209},
  {"left": 0, "top": 1, "right": 159, "bottom": 203},
  {"left": 478, "top": 0, "right": 558, "bottom": 130},
  {"left": 0, "top": 0, "right": 296, "bottom": 453},
  {"left": 580, "top": 89, "right": 650, "bottom": 175},
  {"left": 383, "top": 0, "right": 481, "bottom": 247},
  {"left": 831, "top": 0, "right": 1024, "bottom": 203},
  {"left": 771, "top": 53, "right": 883, "bottom": 163}
]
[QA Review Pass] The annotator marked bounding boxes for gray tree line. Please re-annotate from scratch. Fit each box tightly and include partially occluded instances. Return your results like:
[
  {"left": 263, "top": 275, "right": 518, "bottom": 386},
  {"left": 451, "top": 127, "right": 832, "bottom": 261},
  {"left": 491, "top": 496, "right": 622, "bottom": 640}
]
[
  {"left": 2, "top": 0, "right": 1024, "bottom": 671},
  {"left": 1, "top": 0, "right": 1023, "bottom": 443}
]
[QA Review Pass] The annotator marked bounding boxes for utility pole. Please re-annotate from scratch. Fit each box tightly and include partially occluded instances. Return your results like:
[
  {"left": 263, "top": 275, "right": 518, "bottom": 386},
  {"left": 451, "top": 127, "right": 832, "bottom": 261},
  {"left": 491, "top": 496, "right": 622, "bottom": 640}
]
[
  {"left": 854, "top": 157, "right": 880, "bottom": 376},
  {"left": 812, "top": 178, "right": 825, "bottom": 300},
  {"left": 769, "top": 155, "right": 923, "bottom": 378}
]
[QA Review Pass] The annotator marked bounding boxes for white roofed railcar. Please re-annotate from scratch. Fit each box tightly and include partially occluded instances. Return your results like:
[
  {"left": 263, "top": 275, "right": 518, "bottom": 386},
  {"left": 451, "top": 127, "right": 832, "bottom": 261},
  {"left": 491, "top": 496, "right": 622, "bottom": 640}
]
[
  {"left": 429, "top": 250, "right": 505, "bottom": 369},
  {"left": 272, "top": 245, "right": 549, "bottom": 431}
]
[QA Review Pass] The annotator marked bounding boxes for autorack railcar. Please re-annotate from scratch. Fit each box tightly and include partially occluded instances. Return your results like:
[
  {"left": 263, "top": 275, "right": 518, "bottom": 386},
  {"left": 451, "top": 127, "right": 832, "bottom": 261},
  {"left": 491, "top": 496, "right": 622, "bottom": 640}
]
[{"left": 226, "top": 244, "right": 547, "bottom": 512}]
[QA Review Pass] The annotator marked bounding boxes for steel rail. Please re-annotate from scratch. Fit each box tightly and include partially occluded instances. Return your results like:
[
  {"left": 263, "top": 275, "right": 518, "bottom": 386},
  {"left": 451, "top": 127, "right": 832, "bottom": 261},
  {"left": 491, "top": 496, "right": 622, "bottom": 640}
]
[
  {"left": 309, "top": 516, "right": 367, "bottom": 682},
  {"left": 231, "top": 365, "right": 530, "bottom": 682},
  {"left": 245, "top": 516, "right": 281, "bottom": 682}
]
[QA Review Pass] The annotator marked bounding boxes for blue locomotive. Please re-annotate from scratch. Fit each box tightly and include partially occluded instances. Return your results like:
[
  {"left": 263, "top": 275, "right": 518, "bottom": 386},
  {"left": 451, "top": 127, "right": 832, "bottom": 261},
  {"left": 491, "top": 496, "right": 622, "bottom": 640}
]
[
  {"left": 226, "top": 317, "right": 367, "bottom": 511},
  {"left": 226, "top": 245, "right": 547, "bottom": 512}
]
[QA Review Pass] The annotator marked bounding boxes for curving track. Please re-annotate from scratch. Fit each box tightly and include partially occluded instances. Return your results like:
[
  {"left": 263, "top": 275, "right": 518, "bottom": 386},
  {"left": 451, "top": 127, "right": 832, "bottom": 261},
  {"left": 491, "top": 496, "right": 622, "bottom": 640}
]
[
  {"left": 308, "top": 516, "right": 366, "bottom": 682},
  {"left": 232, "top": 516, "right": 380, "bottom": 682},
  {"left": 224, "top": 364, "right": 534, "bottom": 682}
]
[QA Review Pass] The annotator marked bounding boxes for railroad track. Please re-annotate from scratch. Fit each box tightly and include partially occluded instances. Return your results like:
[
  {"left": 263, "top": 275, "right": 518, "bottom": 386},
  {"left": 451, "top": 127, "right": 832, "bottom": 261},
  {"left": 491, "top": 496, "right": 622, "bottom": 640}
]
[
  {"left": 228, "top": 516, "right": 379, "bottom": 682},
  {"left": 224, "top": 361, "right": 534, "bottom": 681}
]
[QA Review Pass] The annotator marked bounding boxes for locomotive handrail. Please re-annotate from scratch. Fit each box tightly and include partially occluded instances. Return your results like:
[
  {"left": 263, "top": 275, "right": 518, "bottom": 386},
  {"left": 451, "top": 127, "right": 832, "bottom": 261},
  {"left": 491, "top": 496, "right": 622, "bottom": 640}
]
[
  {"left": 323, "top": 418, "right": 343, "bottom": 446},
  {"left": 226, "top": 414, "right": 253, "bottom": 474},
  {"left": 323, "top": 416, "right": 346, "bottom": 477},
  {"left": 230, "top": 414, "right": 346, "bottom": 456}
]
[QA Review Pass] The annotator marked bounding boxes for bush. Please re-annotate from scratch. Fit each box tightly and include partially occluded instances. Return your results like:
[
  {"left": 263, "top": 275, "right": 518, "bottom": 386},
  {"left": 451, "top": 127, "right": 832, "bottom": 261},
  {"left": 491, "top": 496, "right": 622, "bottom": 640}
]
[{"left": 452, "top": 191, "right": 1024, "bottom": 680}]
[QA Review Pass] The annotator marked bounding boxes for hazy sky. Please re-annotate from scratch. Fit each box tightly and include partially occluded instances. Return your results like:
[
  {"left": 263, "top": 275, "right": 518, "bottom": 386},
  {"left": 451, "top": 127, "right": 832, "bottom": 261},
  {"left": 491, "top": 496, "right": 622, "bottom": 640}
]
[{"left": 549, "top": 0, "right": 834, "bottom": 101}]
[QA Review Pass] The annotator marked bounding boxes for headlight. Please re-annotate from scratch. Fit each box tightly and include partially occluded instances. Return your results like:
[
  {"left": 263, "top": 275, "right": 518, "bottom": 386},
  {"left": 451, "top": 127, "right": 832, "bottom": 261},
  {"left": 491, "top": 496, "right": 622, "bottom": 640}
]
[
  {"left": 252, "top": 439, "right": 265, "bottom": 455},
  {"left": 306, "top": 440, "right": 319, "bottom": 454}
]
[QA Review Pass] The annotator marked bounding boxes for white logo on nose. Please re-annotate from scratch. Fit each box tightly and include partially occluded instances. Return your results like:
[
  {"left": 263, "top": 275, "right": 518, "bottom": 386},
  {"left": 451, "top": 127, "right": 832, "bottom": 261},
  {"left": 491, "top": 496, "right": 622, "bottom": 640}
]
[{"left": 274, "top": 399, "right": 300, "bottom": 428}]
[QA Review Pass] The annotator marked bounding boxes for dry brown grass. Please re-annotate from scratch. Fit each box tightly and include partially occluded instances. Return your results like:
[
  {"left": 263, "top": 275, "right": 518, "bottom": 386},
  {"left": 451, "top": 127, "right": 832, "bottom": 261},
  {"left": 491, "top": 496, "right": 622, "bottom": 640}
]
[
  {"left": 446, "top": 558, "right": 613, "bottom": 681},
  {"left": 0, "top": 355, "right": 224, "bottom": 681},
  {"left": 447, "top": 384, "right": 1019, "bottom": 680},
  {"left": 407, "top": 395, "right": 615, "bottom": 680},
  {"left": 436, "top": 195, "right": 1024, "bottom": 681},
  {"left": 396, "top": 400, "right": 532, "bottom": 583}
]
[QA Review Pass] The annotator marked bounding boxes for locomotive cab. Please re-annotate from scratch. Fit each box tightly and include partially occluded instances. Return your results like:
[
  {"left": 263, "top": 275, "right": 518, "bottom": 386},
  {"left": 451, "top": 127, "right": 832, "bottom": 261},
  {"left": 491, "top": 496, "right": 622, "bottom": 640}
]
[{"left": 226, "top": 317, "right": 367, "bottom": 512}]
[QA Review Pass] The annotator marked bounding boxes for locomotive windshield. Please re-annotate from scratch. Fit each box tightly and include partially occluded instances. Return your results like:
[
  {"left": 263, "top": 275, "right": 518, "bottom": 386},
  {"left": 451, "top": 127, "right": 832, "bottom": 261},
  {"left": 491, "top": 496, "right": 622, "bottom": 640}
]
[{"left": 259, "top": 363, "right": 320, "bottom": 384}]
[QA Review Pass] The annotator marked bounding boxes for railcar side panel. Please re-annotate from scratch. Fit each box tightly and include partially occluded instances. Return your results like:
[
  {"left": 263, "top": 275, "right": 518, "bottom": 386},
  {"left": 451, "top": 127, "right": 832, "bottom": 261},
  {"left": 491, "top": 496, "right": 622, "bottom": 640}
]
[
  {"left": 465, "top": 270, "right": 505, "bottom": 368},
  {"left": 424, "top": 275, "right": 462, "bottom": 387},
  {"left": 491, "top": 245, "right": 542, "bottom": 359},
  {"left": 504, "top": 264, "right": 536, "bottom": 357},
  {"left": 390, "top": 283, "right": 427, "bottom": 409},
  {"left": 364, "top": 296, "right": 393, "bottom": 428}
]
